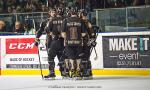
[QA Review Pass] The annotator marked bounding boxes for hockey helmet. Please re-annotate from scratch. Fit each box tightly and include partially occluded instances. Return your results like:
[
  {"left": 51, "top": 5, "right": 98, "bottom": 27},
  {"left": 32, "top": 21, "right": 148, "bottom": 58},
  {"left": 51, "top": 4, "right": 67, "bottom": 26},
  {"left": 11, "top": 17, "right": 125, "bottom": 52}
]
[
  {"left": 79, "top": 9, "right": 88, "bottom": 16},
  {"left": 57, "top": 7, "right": 64, "bottom": 16},
  {"left": 69, "top": 7, "right": 78, "bottom": 15}
]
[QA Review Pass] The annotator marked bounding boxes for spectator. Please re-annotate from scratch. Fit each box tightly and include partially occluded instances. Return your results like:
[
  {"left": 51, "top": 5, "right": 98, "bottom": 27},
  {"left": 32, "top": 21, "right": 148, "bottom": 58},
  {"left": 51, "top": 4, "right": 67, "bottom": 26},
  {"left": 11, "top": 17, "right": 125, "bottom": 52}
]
[
  {"left": 13, "top": 21, "right": 25, "bottom": 34},
  {"left": 90, "top": 0, "right": 105, "bottom": 9},
  {"left": 24, "top": 23, "right": 35, "bottom": 35},
  {"left": 133, "top": 0, "right": 145, "bottom": 6},
  {"left": 0, "top": 20, "right": 6, "bottom": 32},
  {"left": 12, "top": 6, "right": 17, "bottom": 13},
  {"left": 25, "top": 1, "right": 32, "bottom": 12},
  {"left": 19, "top": 0, "right": 27, "bottom": 8},
  {"left": 58, "top": 0, "right": 65, "bottom": 8},
  {"left": 145, "top": 0, "right": 150, "bottom": 5},
  {"left": 0, "top": 1, "right": 3, "bottom": 13},
  {"left": 114, "top": 0, "right": 125, "bottom": 8},
  {"left": 41, "top": 4, "right": 48, "bottom": 12},
  {"left": 39, "top": 0, "right": 47, "bottom": 4},
  {"left": 16, "top": 5, "right": 23, "bottom": 13},
  {"left": 67, "top": 0, "right": 74, "bottom": 7},
  {"left": 0, "top": 1, "right": 3, "bottom": 6},
  {"left": 7, "top": 0, "right": 15, "bottom": 8},
  {"left": 48, "top": 0, "right": 59, "bottom": 8},
  {"left": 24, "top": 0, "right": 37, "bottom": 12},
  {"left": 125, "top": 0, "right": 133, "bottom": 6},
  {"left": 7, "top": 6, "right": 12, "bottom": 13},
  {"left": 0, "top": 7, "right": 3, "bottom": 13},
  {"left": 24, "top": 19, "right": 36, "bottom": 35}
]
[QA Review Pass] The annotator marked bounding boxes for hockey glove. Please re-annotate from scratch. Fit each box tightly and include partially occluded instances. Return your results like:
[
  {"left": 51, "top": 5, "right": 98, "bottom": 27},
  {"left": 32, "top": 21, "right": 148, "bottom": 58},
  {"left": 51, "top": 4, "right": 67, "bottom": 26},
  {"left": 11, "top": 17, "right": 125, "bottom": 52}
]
[
  {"left": 87, "top": 38, "right": 97, "bottom": 47},
  {"left": 34, "top": 38, "right": 40, "bottom": 46}
]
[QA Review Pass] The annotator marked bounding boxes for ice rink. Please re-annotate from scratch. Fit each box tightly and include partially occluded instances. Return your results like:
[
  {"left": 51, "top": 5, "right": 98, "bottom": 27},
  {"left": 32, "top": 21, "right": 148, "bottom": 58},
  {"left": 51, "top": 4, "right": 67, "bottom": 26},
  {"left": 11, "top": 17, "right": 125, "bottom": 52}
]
[{"left": 0, "top": 76, "right": 150, "bottom": 90}]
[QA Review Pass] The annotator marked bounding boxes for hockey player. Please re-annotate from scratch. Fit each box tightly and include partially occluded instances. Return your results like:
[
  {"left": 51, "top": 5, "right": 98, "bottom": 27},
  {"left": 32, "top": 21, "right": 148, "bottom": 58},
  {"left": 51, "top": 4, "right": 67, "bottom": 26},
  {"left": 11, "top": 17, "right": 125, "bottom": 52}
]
[
  {"left": 34, "top": 9, "right": 54, "bottom": 49},
  {"left": 61, "top": 8, "right": 87, "bottom": 79},
  {"left": 34, "top": 8, "right": 65, "bottom": 79},
  {"left": 79, "top": 9, "right": 96, "bottom": 79},
  {"left": 44, "top": 8, "right": 66, "bottom": 79}
]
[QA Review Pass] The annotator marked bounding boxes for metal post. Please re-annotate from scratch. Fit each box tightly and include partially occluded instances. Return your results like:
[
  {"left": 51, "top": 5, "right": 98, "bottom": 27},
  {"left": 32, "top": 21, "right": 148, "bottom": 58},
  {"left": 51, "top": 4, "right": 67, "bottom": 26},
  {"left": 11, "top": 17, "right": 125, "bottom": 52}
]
[
  {"left": 95, "top": 10, "right": 99, "bottom": 26},
  {"left": 125, "top": 7, "right": 128, "bottom": 31}
]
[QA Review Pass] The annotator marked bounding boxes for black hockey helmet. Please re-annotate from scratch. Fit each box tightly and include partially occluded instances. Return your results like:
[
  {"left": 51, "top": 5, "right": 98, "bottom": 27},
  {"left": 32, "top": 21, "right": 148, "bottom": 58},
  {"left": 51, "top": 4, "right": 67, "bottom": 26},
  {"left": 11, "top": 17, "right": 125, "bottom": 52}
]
[
  {"left": 79, "top": 9, "right": 88, "bottom": 16},
  {"left": 64, "top": 7, "right": 71, "bottom": 17},
  {"left": 49, "top": 8, "right": 57, "bottom": 13},
  {"left": 69, "top": 7, "right": 78, "bottom": 15},
  {"left": 57, "top": 7, "right": 64, "bottom": 16},
  {"left": 48, "top": 8, "right": 57, "bottom": 17}
]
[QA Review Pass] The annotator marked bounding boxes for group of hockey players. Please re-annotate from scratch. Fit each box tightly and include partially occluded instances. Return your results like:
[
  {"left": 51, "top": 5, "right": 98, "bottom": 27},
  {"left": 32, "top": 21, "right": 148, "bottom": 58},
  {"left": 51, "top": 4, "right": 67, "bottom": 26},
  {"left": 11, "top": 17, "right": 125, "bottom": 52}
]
[{"left": 34, "top": 7, "right": 97, "bottom": 80}]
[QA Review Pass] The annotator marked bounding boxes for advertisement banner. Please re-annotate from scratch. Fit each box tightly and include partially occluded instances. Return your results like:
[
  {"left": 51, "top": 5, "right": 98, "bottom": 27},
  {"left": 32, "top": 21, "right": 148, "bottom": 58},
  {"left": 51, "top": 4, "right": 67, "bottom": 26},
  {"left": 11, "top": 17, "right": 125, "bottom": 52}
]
[
  {"left": 103, "top": 35, "right": 150, "bottom": 68},
  {"left": 1, "top": 37, "right": 49, "bottom": 70},
  {"left": 0, "top": 35, "right": 103, "bottom": 71},
  {"left": 6, "top": 38, "right": 38, "bottom": 54},
  {"left": 0, "top": 38, "right": 1, "bottom": 75}
]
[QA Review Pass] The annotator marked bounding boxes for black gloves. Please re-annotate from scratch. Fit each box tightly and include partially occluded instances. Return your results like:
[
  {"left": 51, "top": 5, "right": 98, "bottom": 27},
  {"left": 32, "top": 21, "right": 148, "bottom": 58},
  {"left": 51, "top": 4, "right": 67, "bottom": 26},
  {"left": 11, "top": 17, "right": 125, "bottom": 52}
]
[
  {"left": 34, "top": 38, "right": 40, "bottom": 46},
  {"left": 87, "top": 38, "right": 97, "bottom": 47}
]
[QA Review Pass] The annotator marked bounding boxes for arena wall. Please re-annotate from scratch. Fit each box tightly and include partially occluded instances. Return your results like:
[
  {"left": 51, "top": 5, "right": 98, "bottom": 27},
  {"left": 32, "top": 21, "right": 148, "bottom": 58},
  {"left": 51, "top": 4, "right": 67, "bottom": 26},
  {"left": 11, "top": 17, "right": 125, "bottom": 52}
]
[{"left": 1, "top": 32, "right": 150, "bottom": 76}]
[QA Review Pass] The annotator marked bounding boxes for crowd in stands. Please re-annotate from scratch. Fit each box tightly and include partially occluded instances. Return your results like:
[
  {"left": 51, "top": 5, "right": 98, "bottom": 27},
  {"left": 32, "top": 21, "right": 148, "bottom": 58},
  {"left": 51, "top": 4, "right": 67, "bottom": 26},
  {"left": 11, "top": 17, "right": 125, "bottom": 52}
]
[
  {"left": 0, "top": 0, "right": 66, "bottom": 13},
  {"left": 0, "top": 19, "right": 35, "bottom": 35},
  {"left": 0, "top": 0, "right": 150, "bottom": 34},
  {"left": 0, "top": 0, "right": 149, "bottom": 13},
  {"left": 91, "top": 0, "right": 150, "bottom": 9}
]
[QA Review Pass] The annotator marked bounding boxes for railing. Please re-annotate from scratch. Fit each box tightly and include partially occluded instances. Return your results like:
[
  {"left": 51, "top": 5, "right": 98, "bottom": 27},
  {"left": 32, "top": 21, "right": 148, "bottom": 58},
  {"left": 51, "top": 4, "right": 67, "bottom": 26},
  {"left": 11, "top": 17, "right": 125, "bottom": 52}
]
[
  {"left": 0, "top": 11, "right": 97, "bottom": 35},
  {"left": 94, "top": 5, "right": 150, "bottom": 32},
  {"left": 1, "top": 5, "right": 150, "bottom": 35}
]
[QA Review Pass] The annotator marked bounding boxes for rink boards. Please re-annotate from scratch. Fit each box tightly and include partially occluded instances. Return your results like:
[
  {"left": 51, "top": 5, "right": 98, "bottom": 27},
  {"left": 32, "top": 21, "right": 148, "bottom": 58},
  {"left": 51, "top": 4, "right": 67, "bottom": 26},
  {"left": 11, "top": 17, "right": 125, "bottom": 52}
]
[{"left": 1, "top": 31, "right": 150, "bottom": 76}]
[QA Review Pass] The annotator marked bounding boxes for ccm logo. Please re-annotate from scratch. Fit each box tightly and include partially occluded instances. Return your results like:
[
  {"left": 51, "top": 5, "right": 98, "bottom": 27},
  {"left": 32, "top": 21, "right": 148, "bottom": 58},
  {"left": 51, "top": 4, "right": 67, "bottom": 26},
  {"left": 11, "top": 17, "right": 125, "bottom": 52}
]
[
  {"left": 6, "top": 38, "right": 38, "bottom": 54},
  {"left": 9, "top": 43, "right": 34, "bottom": 49}
]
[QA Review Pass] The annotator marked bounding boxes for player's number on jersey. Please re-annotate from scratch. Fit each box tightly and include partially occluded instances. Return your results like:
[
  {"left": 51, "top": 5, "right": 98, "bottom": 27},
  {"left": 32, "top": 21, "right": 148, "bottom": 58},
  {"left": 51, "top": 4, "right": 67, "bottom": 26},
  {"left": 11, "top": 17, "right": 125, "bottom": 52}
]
[{"left": 69, "top": 27, "right": 78, "bottom": 40}]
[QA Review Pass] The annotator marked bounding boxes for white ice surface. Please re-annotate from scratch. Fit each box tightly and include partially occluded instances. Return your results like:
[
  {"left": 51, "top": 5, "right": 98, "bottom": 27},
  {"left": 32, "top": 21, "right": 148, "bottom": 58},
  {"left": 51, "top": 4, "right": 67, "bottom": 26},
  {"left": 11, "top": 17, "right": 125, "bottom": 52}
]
[{"left": 0, "top": 76, "right": 150, "bottom": 90}]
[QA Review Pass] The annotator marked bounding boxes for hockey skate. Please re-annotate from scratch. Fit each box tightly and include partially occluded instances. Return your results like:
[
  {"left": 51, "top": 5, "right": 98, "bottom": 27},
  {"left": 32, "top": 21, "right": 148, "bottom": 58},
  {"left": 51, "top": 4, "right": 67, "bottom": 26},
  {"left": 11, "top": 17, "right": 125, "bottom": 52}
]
[
  {"left": 83, "top": 70, "right": 93, "bottom": 80},
  {"left": 83, "top": 75, "right": 93, "bottom": 80},
  {"left": 43, "top": 73, "right": 56, "bottom": 80},
  {"left": 75, "top": 70, "right": 82, "bottom": 80},
  {"left": 70, "top": 70, "right": 76, "bottom": 80},
  {"left": 62, "top": 72, "right": 70, "bottom": 80},
  {"left": 60, "top": 68, "right": 70, "bottom": 79}
]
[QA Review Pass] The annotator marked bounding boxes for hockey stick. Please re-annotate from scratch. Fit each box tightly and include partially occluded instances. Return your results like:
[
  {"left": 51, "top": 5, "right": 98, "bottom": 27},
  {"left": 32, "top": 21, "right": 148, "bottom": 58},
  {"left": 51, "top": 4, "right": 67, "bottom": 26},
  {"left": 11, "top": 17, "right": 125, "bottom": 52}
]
[
  {"left": 94, "top": 47, "right": 98, "bottom": 60},
  {"left": 34, "top": 39, "right": 45, "bottom": 79},
  {"left": 37, "top": 45, "right": 44, "bottom": 79},
  {"left": 91, "top": 26, "right": 100, "bottom": 60}
]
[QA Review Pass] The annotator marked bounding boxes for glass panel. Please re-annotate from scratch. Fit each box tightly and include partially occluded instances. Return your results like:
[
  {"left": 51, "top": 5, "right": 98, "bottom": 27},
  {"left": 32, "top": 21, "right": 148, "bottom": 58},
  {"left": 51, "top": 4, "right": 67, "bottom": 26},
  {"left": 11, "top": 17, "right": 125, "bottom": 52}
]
[{"left": 94, "top": 5, "right": 150, "bottom": 32}]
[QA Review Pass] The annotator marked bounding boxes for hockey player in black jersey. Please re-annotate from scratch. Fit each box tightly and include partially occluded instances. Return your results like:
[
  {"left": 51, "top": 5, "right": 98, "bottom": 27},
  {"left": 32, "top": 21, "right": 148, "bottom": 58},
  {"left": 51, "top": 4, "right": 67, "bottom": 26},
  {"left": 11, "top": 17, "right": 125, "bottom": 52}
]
[
  {"left": 34, "top": 8, "right": 65, "bottom": 79},
  {"left": 43, "top": 8, "right": 66, "bottom": 79},
  {"left": 79, "top": 9, "right": 96, "bottom": 79},
  {"left": 61, "top": 8, "right": 88, "bottom": 79},
  {"left": 34, "top": 9, "right": 54, "bottom": 49}
]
